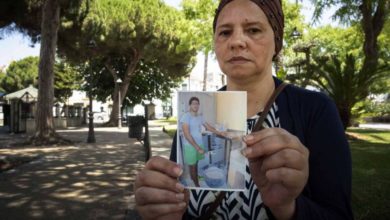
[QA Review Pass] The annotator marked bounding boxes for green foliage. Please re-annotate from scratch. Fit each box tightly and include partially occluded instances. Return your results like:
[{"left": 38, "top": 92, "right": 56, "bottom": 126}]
[
  {"left": 182, "top": 0, "right": 218, "bottom": 53},
  {"left": 55, "top": 0, "right": 197, "bottom": 125},
  {"left": 305, "top": 25, "right": 364, "bottom": 58},
  {"left": 360, "top": 101, "right": 390, "bottom": 117},
  {"left": 297, "top": 53, "right": 389, "bottom": 128},
  {"left": 85, "top": 58, "right": 182, "bottom": 105},
  {"left": 282, "top": 0, "right": 307, "bottom": 48},
  {"left": 284, "top": 0, "right": 389, "bottom": 129},
  {"left": 311, "top": 0, "right": 389, "bottom": 26},
  {"left": 351, "top": 99, "right": 390, "bottom": 124},
  {"left": 278, "top": 0, "right": 308, "bottom": 65},
  {"left": 0, "top": 0, "right": 89, "bottom": 44},
  {"left": 276, "top": 66, "right": 287, "bottom": 80},
  {"left": 0, "top": 56, "right": 82, "bottom": 101},
  {"left": 126, "top": 61, "right": 183, "bottom": 104},
  {"left": 0, "top": 67, "right": 6, "bottom": 92},
  {"left": 54, "top": 60, "right": 82, "bottom": 102},
  {"left": 0, "top": 56, "right": 39, "bottom": 93},
  {"left": 60, "top": 0, "right": 196, "bottom": 73}
]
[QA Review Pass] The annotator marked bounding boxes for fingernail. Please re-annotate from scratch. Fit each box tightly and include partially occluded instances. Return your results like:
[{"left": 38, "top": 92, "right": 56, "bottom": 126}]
[
  {"left": 179, "top": 202, "right": 186, "bottom": 207},
  {"left": 174, "top": 166, "right": 183, "bottom": 177},
  {"left": 176, "top": 182, "right": 185, "bottom": 192},
  {"left": 241, "top": 147, "right": 252, "bottom": 156},
  {"left": 176, "top": 193, "right": 185, "bottom": 201},
  {"left": 244, "top": 135, "right": 254, "bottom": 141}
]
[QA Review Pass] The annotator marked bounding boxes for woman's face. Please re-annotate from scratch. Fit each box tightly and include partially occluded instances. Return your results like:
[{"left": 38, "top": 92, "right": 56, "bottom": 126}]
[
  {"left": 190, "top": 100, "right": 200, "bottom": 113},
  {"left": 214, "top": 0, "right": 275, "bottom": 81}
]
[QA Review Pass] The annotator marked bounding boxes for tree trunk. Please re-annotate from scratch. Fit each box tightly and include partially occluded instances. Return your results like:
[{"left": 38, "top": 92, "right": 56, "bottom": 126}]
[
  {"left": 337, "top": 104, "right": 352, "bottom": 130},
  {"left": 32, "top": 0, "right": 61, "bottom": 145},
  {"left": 108, "top": 83, "right": 129, "bottom": 127},
  {"left": 202, "top": 51, "right": 208, "bottom": 91},
  {"left": 105, "top": 51, "right": 140, "bottom": 126},
  {"left": 359, "top": 0, "right": 387, "bottom": 77}
]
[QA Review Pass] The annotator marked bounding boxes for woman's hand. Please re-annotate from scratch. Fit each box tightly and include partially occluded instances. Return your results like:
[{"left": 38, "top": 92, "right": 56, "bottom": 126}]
[
  {"left": 135, "top": 156, "right": 189, "bottom": 220},
  {"left": 242, "top": 128, "right": 309, "bottom": 220}
]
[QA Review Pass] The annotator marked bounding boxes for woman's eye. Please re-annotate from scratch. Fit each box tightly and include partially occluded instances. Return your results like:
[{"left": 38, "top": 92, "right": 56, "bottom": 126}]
[
  {"left": 218, "top": 30, "right": 231, "bottom": 36},
  {"left": 247, "top": 28, "right": 261, "bottom": 34}
]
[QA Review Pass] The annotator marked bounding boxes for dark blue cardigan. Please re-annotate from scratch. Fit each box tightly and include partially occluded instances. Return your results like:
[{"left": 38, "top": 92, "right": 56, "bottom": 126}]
[{"left": 170, "top": 78, "right": 353, "bottom": 219}]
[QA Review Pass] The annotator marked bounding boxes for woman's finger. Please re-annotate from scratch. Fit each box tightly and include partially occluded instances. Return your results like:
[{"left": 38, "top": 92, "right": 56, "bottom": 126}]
[
  {"left": 261, "top": 148, "right": 307, "bottom": 172},
  {"left": 243, "top": 127, "right": 288, "bottom": 145},
  {"left": 135, "top": 169, "right": 185, "bottom": 193},
  {"left": 242, "top": 131, "right": 307, "bottom": 158},
  {"left": 135, "top": 186, "right": 186, "bottom": 205},
  {"left": 265, "top": 167, "right": 308, "bottom": 189},
  {"left": 144, "top": 156, "right": 183, "bottom": 178}
]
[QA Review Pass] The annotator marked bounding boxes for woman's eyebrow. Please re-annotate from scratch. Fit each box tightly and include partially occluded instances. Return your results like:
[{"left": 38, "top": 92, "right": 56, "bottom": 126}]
[
  {"left": 244, "top": 21, "right": 263, "bottom": 26},
  {"left": 216, "top": 20, "right": 265, "bottom": 30},
  {"left": 216, "top": 23, "right": 232, "bottom": 30}
]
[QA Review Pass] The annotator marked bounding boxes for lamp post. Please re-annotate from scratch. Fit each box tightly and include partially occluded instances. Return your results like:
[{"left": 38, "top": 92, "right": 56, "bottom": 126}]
[
  {"left": 290, "top": 27, "right": 302, "bottom": 75},
  {"left": 143, "top": 101, "right": 151, "bottom": 161},
  {"left": 116, "top": 78, "right": 122, "bottom": 129},
  {"left": 87, "top": 40, "right": 96, "bottom": 143},
  {"left": 291, "top": 27, "right": 302, "bottom": 39},
  {"left": 87, "top": 91, "right": 95, "bottom": 143}
]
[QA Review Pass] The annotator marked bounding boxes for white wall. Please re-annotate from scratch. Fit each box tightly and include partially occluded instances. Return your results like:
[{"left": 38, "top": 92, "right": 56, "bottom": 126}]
[{"left": 216, "top": 92, "right": 246, "bottom": 131}]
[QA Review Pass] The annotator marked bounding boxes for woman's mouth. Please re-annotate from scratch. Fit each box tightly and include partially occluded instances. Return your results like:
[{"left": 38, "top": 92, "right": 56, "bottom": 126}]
[{"left": 228, "top": 56, "right": 250, "bottom": 64}]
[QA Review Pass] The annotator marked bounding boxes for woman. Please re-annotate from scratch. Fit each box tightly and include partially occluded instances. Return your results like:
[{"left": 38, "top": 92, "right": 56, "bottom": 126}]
[
  {"left": 180, "top": 96, "right": 225, "bottom": 187},
  {"left": 134, "top": 0, "right": 353, "bottom": 219}
]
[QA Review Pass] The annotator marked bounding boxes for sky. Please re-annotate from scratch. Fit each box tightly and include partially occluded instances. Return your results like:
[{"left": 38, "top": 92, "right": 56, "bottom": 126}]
[{"left": 0, "top": 0, "right": 337, "bottom": 69}]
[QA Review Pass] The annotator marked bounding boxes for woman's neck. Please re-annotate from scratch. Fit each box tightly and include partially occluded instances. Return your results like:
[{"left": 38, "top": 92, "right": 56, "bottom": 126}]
[{"left": 226, "top": 73, "right": 275, "bottom": 118}]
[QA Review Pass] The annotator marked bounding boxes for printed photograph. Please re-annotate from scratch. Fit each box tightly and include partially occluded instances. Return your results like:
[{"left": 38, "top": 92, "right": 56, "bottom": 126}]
[{"left": 177, "top": 91, "right": 247, "bottom": 191}]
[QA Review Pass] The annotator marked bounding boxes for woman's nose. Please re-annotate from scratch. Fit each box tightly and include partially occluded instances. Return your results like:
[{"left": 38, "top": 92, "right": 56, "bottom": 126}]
[{"left": 229, "top": 30, "right": 246, "bottom": 51}]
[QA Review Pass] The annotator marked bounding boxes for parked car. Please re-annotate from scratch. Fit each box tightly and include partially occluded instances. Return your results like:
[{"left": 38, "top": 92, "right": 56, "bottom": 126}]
[{"left": 93, "top": 111, "right": 109, "bottom": 123}]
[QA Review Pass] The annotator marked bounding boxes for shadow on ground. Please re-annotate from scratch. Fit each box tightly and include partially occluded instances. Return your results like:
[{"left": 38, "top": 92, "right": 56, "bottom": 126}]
[{"left": 0, "top": 129, "right": 145, "bottom": 220}]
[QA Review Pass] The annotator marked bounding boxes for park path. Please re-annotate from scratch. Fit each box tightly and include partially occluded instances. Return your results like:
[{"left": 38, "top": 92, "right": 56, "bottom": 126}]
[{"left": 0, "top": 122, "right": 173, "bottom": 220}]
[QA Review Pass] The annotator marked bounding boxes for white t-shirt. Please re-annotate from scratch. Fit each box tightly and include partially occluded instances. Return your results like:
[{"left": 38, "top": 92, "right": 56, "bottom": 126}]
[{"left": 180, "top": 112, "right": 205, "bottom": 146}]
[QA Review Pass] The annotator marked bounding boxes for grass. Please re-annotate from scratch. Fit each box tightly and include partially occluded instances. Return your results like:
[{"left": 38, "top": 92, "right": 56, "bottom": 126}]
[
  {"left": 347, "top": 128, "right": 390, "bottom": 220},
  {"left": 153, "top": 117, "right": 177, "bottom": 126},
  {"left": 153, "top": 118, "right": 177, "bottom": 138}
]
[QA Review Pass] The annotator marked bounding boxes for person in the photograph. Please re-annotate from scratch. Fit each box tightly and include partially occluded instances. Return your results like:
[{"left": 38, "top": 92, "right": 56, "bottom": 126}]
[
  {"left": 180, "top": 96, "right": 226, "bottom": 187},
  {"left": 135, "top": 0, "right": 352, "bottom": 219}
]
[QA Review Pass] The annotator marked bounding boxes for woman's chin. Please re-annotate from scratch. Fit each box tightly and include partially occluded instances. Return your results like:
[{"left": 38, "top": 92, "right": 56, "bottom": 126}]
[{"left": 226, "top": 71, "right": 262, "bottom": 81}]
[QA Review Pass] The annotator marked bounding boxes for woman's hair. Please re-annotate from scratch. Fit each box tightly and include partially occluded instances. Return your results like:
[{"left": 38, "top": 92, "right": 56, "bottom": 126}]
[
  {"left": 189, "top": 97, "right": 200, "bottom": 105},
  {"left": 212, "top": 0, "right": 284, "bottom": 58}
]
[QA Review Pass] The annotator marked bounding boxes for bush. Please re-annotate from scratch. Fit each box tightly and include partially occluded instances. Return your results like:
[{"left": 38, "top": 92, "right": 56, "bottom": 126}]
[{"left": 353, "top": 100, "right": 390, "bottom": 123}]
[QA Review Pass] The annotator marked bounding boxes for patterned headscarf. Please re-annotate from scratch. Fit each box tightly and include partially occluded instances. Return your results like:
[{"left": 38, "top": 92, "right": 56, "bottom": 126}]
[{"left": 213, "top": 0, "right": 284, "bottom": 57}]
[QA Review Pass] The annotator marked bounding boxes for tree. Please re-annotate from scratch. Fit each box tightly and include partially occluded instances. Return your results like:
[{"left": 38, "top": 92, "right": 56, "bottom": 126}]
[
  {"left": 0, "top": 56, "right": 39, "bottom": 93},
  {"left": 287, "top": 24, "right": 389, "bottom": 128},
  {"left": 0, "top": 0, "right": 89, "bottom": 145},
  {"left": 284, "top": 1, "right": 390, "bottom": 128},
  {"left": 276, "top": 0, "right": 308, "bottom": 78},
  {"left": 182, "top": 0, "right": 218, "bottom": 91},
  {"left": 59, "top": 0, "right": 196, "bottom": 126},
  {"left": 0, "top": 56, "right": 82, "bottom": 101},
  {"left": 0, "top": 67, "right": 6, "bottom": 92},
  {"left": 311, "top": 0, "right": 389, "bottom": 81},
  {"left": 54, "top": 60, "right": 82, "bottom": 102},
  {"left": 85, "top": 59, "right": 183, "bottom": 107},
  {"left": 304, "top": 53, "right": 388, "bottom": 129}
]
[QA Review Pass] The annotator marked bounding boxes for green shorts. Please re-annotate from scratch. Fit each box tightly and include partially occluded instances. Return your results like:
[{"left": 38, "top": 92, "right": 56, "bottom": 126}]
[{"left": 183, "top": 144, "right": 205, "bottom": 165}]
